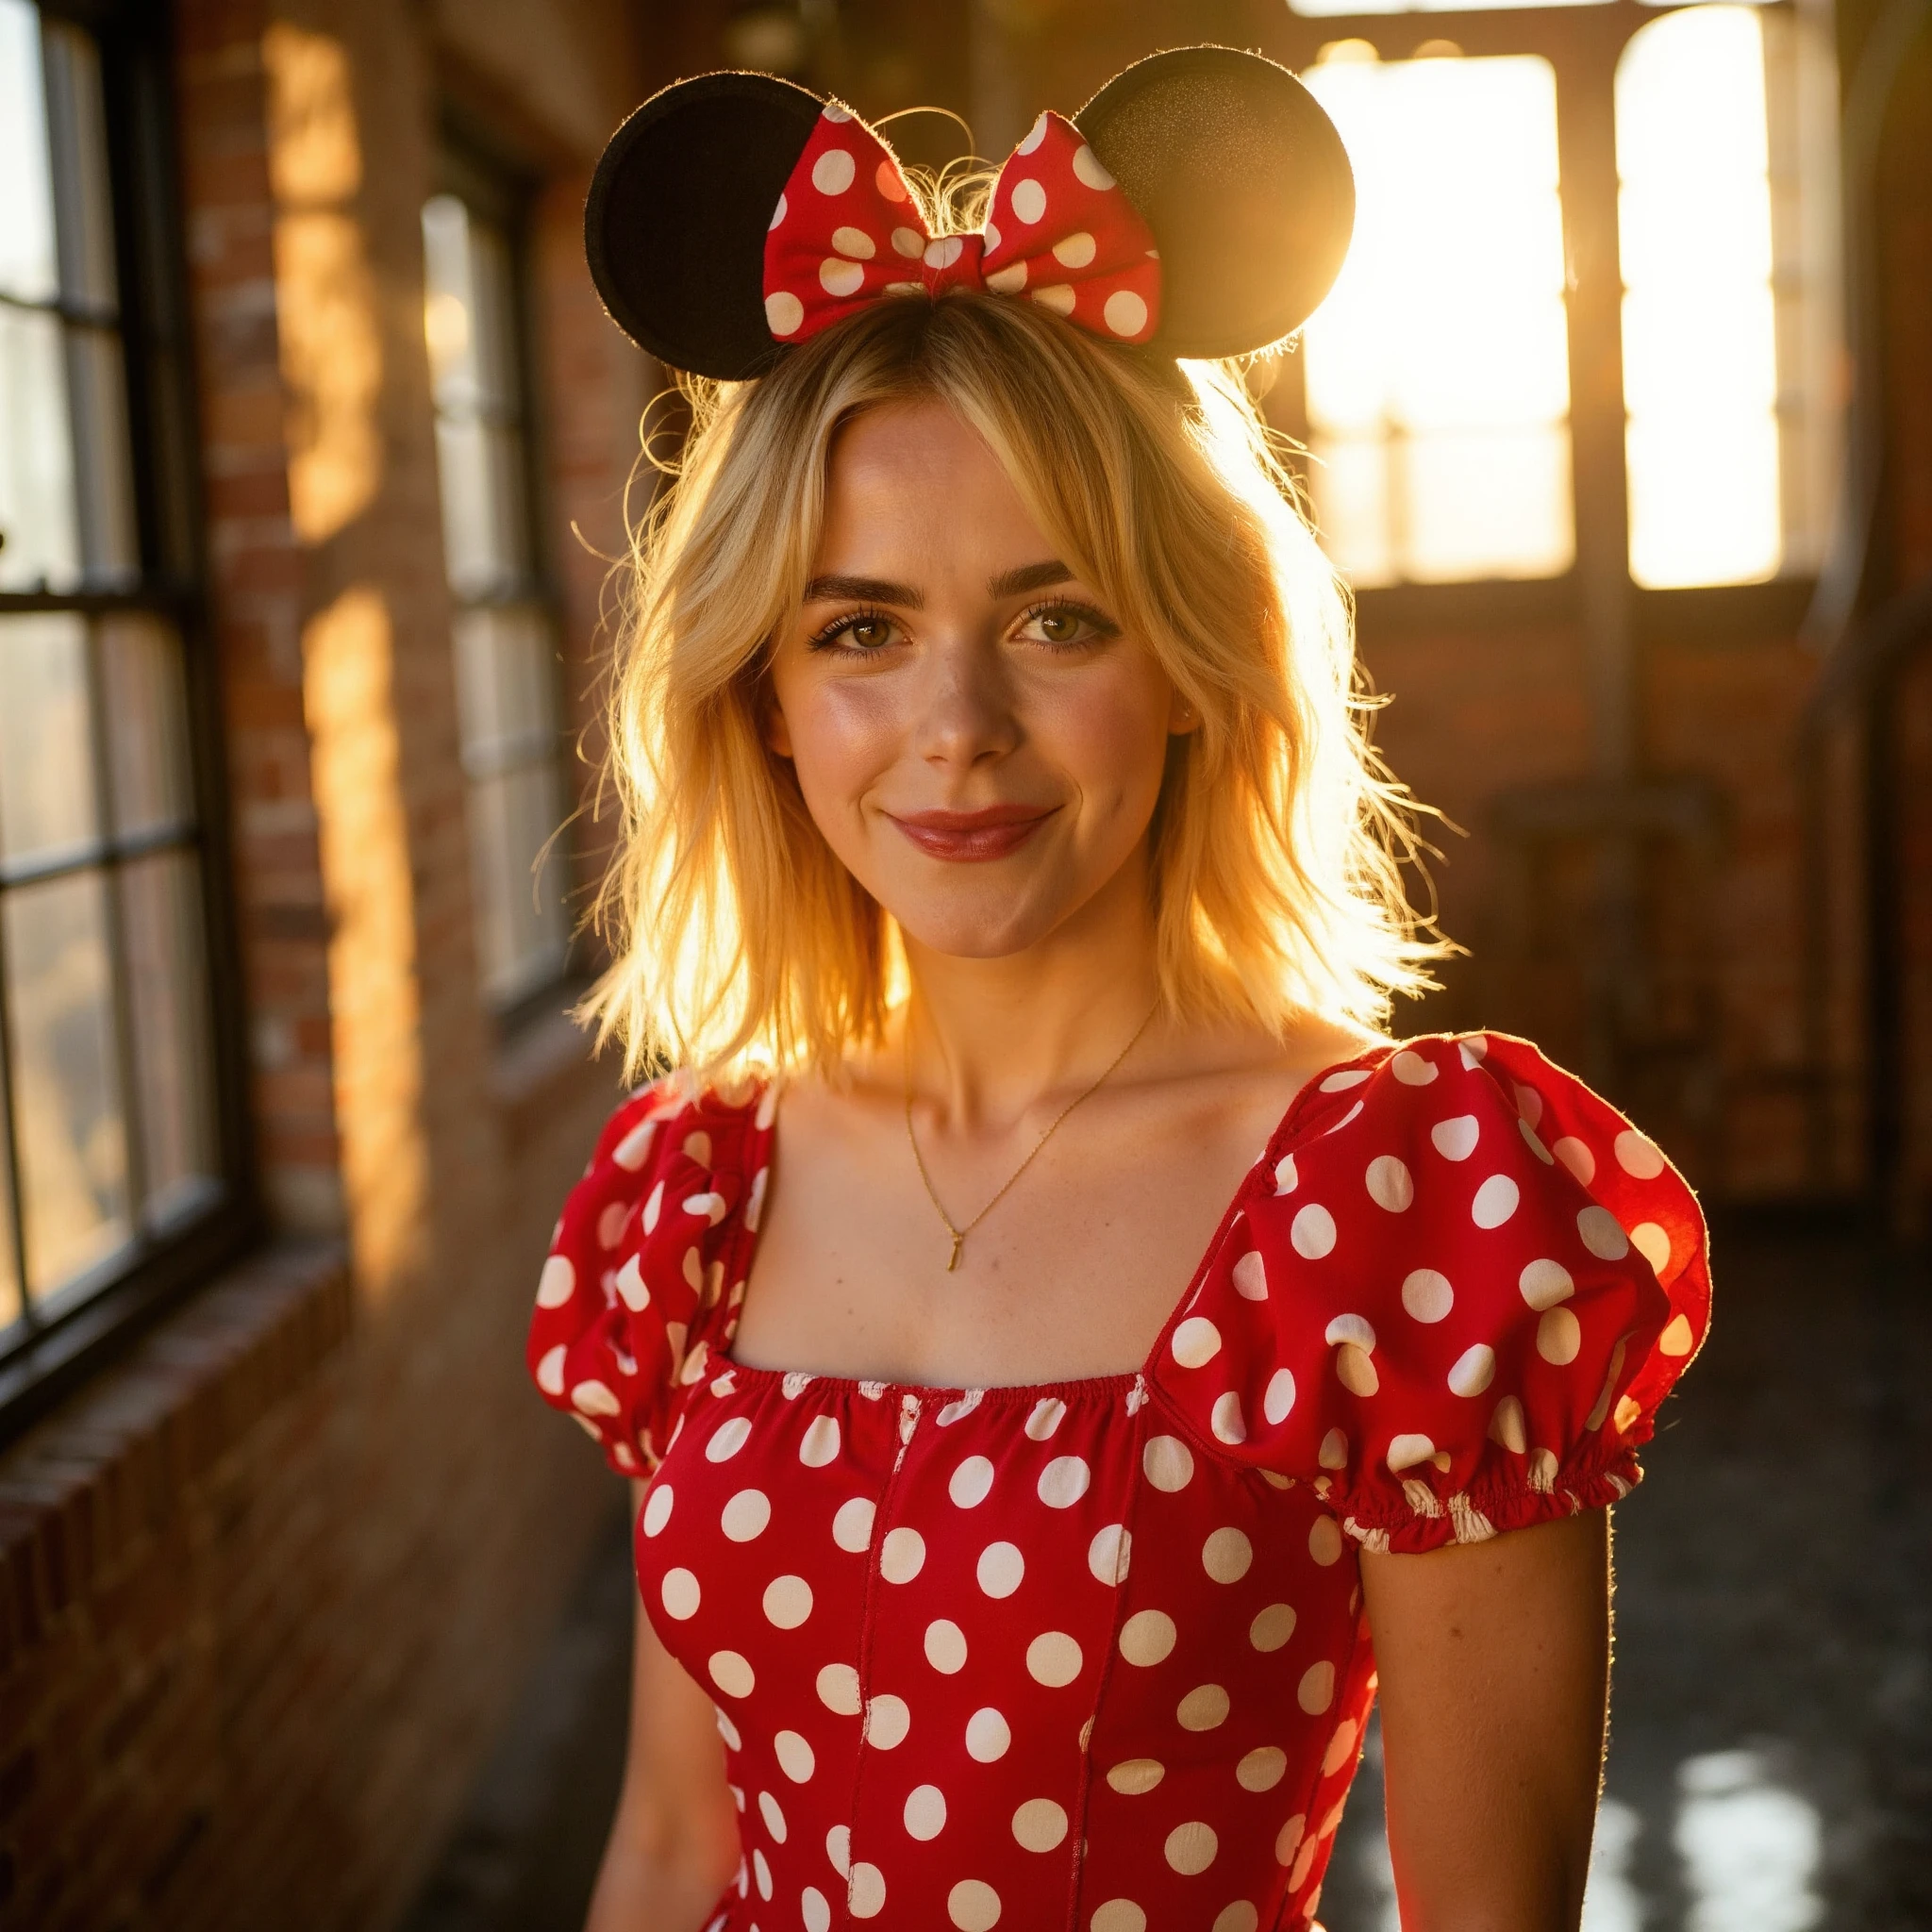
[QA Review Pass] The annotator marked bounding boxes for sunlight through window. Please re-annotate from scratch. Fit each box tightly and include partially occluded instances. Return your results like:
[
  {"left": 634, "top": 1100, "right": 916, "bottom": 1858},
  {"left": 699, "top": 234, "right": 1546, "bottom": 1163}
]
[{"left": 1300, "top": 45, "right": 1574, "bottom": 587}]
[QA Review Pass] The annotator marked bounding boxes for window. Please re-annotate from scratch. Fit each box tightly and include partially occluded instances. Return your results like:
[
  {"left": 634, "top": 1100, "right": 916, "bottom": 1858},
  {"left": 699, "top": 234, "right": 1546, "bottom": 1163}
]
[
  {"left": 1281, "top": 0, "right": 1840, "bottom": 596},
  {"left": 422, "top": 175, "right": 573, "bottom": 1012},
  {"left": 0, "top": 0, "right": 242, "bottom": 1418}
]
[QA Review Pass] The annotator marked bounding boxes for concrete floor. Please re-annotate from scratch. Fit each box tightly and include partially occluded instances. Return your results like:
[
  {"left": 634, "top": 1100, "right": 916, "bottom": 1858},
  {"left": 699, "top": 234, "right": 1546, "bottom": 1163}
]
[{"left": 404, "top": 1215, "right": 1932, "bottom": 1932}]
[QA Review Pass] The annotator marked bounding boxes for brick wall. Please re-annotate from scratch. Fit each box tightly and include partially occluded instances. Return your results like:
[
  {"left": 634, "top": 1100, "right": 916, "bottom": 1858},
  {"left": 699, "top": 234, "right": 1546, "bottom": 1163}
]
[{"left": 0, "top": 0, "right": 650, "bottom": 1924}]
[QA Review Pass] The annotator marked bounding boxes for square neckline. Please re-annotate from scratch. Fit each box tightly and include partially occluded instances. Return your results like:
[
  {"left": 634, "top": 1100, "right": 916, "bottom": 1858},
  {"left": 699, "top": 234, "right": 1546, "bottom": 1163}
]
[{"left": 710, "top": 1038, "right": 1400, "bottom": 1401}]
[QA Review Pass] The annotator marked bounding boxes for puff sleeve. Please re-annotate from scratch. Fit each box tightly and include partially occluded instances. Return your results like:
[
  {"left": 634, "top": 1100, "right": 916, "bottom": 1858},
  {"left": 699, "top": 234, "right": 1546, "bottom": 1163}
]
[
  {"left": 525, "top": 1076, "right": 764, "bottom": 1477},
  {"left": 1151, "top": 1032, "right": 1711, "bottom": 1553}
]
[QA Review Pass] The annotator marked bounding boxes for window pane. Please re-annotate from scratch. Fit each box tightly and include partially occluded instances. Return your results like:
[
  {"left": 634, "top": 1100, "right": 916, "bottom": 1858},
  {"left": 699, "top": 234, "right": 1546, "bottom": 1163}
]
[
  {"left": 1301, "top": 50, "right": 1574, "bottom": 585},
  {"left": 100, "top": 613, "right": 195, "bottom": 836},
  {"left": 469, "top": 762, "right": 569, "bottom": 1007},
  {"left": 65, "top": 322, "right": 139, "bottom": 585},
  {"left": 433, "top": 414, "right": 527, "bottom": 596},
  {"left": 120, "top": 851, "right": 217, "bottom": 1224},
  {"left": 0, "top": 1099, "right": 18, "bottom": 1330},
  {"left": 0, "top": 304, "right": 81, "bottom": 590},
  {"left": 41, "top": 16, "right": 118, "bottom": 314},
  {"left": 0, "top": 612, "right": 99, "bottom": 864},
  {"left": 1619, "top": 7, "right": 1782, "bottom": 587},
  {"left": 454, "top": 603, "right": 560, "bottom": 773},
  {"left": 4, "top": 868, "right": 129, "bottom": 1295},
  {"left": 0, "top": 0, "right": 58, "bottom": 305}
]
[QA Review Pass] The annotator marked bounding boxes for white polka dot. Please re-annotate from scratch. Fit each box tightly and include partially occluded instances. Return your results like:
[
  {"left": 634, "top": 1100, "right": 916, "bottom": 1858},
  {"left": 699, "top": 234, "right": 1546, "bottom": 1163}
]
[
  {"left": 1275, "top": 1812, "right": 1307, "bottom": 1866},
  {"left": 641, "top": 1482, "right": 674, "bottom": 1537},
  {"left": 1473, "top": 1175, "right": 1520, "bottom": 1227},
  {"left": 1172, "top": 1315, "right": 1222, "bottom": 1368},
  {"left": 1297, "top": 1659, "right": 1336, "bottom": 1714},
  {"left": 1009, "top": 1798, "right": 1068, "bottom": 1853},
  {"left": 571, "top": 1379, "right": 619, "bottom": 1417},
  {"left": 1553, "top": 1136, "right": 1595, "bottom": 1184},
  {"left": 754, "top": 1847, "right": 772, "bottom": 1899},
  {"left": 1039, "top": 1455, "right": 1091, "bottom": 1507},
  {"left": 826, "top": 1823, "right": 851, "bottom": 1877},
  {"left": 1026, "top": 1630, "right": 1083, "bottom": 1687},
  {"left": 800, "top": 1415, "right": 841, "bottom": 1466},
  {"left": 1366, "top": 1157, "right": 1414, "bottom": 1212},
  {"left": 1237, "top": 1745, "right": 1287, "bottom": 1791},
  {"left": 1323, "top": 1719, "right": 1360, "bottom": 1776},
  {"left": 1489, "top": 1395, "right": 1528, "bottom": 1454},
  {"left": 1250, "top": 1602, "right": 1296, "bottom": 1651},
  {"left": 1231, "top": 1251, "right": 1268, "bottom": 1300},
  {"left": 1522, "top": 1121, "right": 1555, "bottom": 1163},
  {"left": 613, "top": 1254, "right": 647, "bottom": 1309},
  {"left": 1391, "top": 1049, "right": 1438, "bottom": 1086},
  {"left": 819, "top": 256, "right": 864, "bottom": 296},
  {"left": 641, "top": 1180, "right": 663, "bottom": 1233},
  {"left": 1308, "top": 1517, "right": 1343, "bottom": 1566},
  {"left": 1119, "top": 1608, "right": 1176, "bottom": 1666},
  {"left": 1263, "top": 1367, "right": 1296, "bottom": 1424},
  {"left": 923, "top": 234, "right": 964, "bottom": 270},
  {"left": 1213, "top": 1906, "right": 1259, "bottom": 1932},
  {"left": 811, "top": 148, "right": 856, "bottom": 194},
  {"left": 763, "top": 1574, "right": 813, "bottom": 1627},
  {"left": 714, "top": 1705, "right": 741, "bottom": 1750},
  {"left": 1538, "top": 1307, "right": 1582, "bottom": 1364},
  {"left": 880, "top": 1525, "right": 925, "bottom": 1582},
  {"left": 764, "top": 290, "right": 805, "bottom": 336},
  {"left": 849, "top": 1861, "right": 886, "bottom": 1918},
  {"left": 1107, "top": 1757, "right": 1164, "bottom": 1793},
  {"left": 831, "top": 225, "right": 875, "bottom": 259},
  {"left": 1049, "top": 229, "right": 1097, "bottom": 268},
  {"left": 888, "top": 225, "right": 924, "bottom": 259},
  {"left": 1520, "top": 1258, "right": 1575, "bottom": 1309},
  {"left": 804, "top": 1886, "right": 831, "bottom": 1932},
  {"left": 722, "top": 1489, "right": 771, "bottom": 1541},
  {"left": 949, "top": 1456, "right": 995, "bottom": 1508},
  {"left": 965, "top": 1707, "right": 1010, "bottom": 1761},
  {"left": 1142, "top": 1435, "right": 1194, "bottom": 1491},
  {"left": 1325, "top": 1312, "right": 1376, "bottom": 1352},
  {"left": 816, "top": 1662, "right": 861, "bottom": 1715},
  {"left": 1615, "top": 1129, "right": 1667, "bottom": 1178},
  {"left": 612, "top": 1116, "right": 657, "bottom": 1169},
  {"left": 776, "top": 1729, "right": 815, "bottom": 1782},
  {"left": 832, "top": 1495, "right": 874, "bottom": 1553},
  {"left": 1010, "top": 177, "right": 1047, "bottom": 224},
  {"left": 1165, "top": 1821, "right": 1218, "bottom": 1874},
  {"left": 1017, "top": 111, "right": 1049, "bottom": 154},
  {"left": 1211, "top": 1391, "right": 1247, "bottom": 1445},
  {"left": 1318, "top": 1427, "right": 1348, "bottom": 1470},
  {"left": 948, "top": 1879, "right": 1001, "bottom": 1930},
  {"left": 1274, "top": 1153, "right": 1298, "bottom": 1194},
  {"left": 1031, "top": 283, "right": 1075, "bottom": 315},
  {"left": 1177, "top": 1683, "right": 1230, "bottom": 1730},
  {"left": 708, "top": 1417, "right": 753, "bottom": 1461},
  {"left": 1386, "top": 1433, "right": 1436, "bottom": 1473},
  {"left": 1089, "top": 1523, "right": 1130, "bottom": 1585},
  {"left": 1072, "top": 142, "right": 1116, "bottom": 189},
  {"left": 759, "top": 1789, "right": 788, "bottom": 1841},
  {"left": 904, "top": 1783, "right": 946, "bottom": 1840},
  {"left": 977, "top": 1541, "right": 1024, "bottom": 1597},
  {"left": 1578, "top": 1205, "right": 1630, "bottom": 1258},
  {"left": 783, "top": 1370, "right": 815, "bottom": 1399},
  {"left": 1659, "top": 1312, "right": 1695, "bottom": 1356},
  {"left": 1091, "top": 1905, "right": 1146, "bottom": 1932},
  {"left": 1103, "top": 290, "right": 1148, "bottom": 337},
  {"left": 985, "top": 259, "right": 1026, "bottom": 293},
  {"left": 1334, "top": 1344, "right": 1378, "bottom": 1398},
  {"left": 1025, "top": 1397, "right": 1066, "bottom": 1440},
  {"left": 1530, "top": 1447, "right": 1560, "bottom": 1488},
  {"left": 865, "top": 1692, "right": 910, "bottom": 1748},
  {"left": 925, "top": 1618, "right": 968, "bottom": 1674},
  {"left": 708, "top": 1650, "right": 755, "bottom": 1698},
  {"left": 1202, "top": 1526, "right": 1253, "bottom": 1583},
  {"left": 660, "top": 1568, "right": 700, "bottom": 1619},
  {"left": 1448, "top": 1344, "right": 1496, "bottom": 1397},
  {"left": 1291, "top": 1204, "right": 1337, "bottom": 1258},
  {"left": 1631, "top": 1222, "right": 1672, "bottom": 1274},
  {"left": 1321, "top": 1067, "right": 1373, "bottom": 1091},
  {"left": 536, "top": 1255, "right": 575, "bottom": 1307},
  {"left": 1431, "top": 1115, "right": 1479, "bottom": 1161}
]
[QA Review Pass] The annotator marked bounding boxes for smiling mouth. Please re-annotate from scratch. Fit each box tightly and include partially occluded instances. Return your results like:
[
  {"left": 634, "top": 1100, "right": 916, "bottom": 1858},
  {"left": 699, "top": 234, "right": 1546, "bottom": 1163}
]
[{"left": 887, "top": 805, "right": 1058, "bottom": 862}]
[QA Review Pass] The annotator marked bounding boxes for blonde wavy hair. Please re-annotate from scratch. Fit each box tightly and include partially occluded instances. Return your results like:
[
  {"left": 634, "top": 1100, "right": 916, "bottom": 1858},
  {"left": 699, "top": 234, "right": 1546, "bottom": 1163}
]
[{"left": 582, "top": 285, "right": 1444, "bottom": 1084}]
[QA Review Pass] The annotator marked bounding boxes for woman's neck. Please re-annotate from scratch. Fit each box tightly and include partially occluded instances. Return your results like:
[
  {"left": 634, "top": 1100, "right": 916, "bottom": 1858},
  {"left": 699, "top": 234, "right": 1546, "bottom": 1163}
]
[{"left": 895, "top": 856, "right": 1164, "bottom": 1129}]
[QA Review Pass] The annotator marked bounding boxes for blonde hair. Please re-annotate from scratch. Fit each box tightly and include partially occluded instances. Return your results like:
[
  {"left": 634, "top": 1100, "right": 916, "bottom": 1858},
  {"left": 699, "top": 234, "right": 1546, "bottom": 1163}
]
[{"left": 584, "top": 290, "right": 1443, "bottom": 1084}]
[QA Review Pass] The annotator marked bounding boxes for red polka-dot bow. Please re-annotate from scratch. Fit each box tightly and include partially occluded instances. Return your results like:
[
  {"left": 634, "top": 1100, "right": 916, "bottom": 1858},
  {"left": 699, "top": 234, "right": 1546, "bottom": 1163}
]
[{"left": 762, "top": 105, "right": 1162, "bottom": 349}]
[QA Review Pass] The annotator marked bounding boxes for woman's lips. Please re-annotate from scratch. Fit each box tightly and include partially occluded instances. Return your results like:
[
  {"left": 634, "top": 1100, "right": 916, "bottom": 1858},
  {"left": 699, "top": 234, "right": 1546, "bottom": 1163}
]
[{"left": 887, "top": 805, "right": 1058, "bottom": 862}]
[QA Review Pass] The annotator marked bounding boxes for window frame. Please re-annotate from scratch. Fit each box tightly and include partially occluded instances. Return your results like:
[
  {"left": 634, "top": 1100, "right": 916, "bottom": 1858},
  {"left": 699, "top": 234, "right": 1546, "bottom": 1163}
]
[
  {"left": 429, "top": 116, "right": 585, "bottom": 1029},
  {"left": 1260, "top": 0, "right": 1826, "bottom": 641},
  {"left": 0, "top": 0, "right": 256, "bottom": 1449}
]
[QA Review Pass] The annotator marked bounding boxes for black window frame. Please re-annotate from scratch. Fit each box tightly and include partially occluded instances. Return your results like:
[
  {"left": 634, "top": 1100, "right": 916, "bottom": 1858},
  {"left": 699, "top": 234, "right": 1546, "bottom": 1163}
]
[{"left": 0, "top": 0, "right": 256, "bottom": 1449}]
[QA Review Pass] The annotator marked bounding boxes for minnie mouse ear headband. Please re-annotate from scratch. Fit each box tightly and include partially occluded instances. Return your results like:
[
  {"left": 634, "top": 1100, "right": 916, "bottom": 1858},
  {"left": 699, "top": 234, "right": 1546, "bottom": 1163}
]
[{"left": 584, "top": 44, "right": 1355, "bottom": 379}]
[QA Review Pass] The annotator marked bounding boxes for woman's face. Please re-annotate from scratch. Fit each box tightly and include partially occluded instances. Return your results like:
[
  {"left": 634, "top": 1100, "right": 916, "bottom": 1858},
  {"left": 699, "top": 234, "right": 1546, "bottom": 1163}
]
[{"left": 764, "top": 399, "right": 1191, "bottom": 960}]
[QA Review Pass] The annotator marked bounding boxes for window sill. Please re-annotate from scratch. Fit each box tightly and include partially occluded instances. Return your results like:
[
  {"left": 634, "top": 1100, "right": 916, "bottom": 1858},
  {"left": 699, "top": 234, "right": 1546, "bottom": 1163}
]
[{"left": 0, "top": 1240, "right": 350, "bottom": 1670}]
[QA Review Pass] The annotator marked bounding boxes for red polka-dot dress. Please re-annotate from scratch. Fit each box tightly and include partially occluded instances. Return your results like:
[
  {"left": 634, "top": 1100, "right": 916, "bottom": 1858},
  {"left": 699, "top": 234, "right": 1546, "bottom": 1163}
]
[{"left": 528, "top": 1033, "right": 1709, "bottom": 1932}]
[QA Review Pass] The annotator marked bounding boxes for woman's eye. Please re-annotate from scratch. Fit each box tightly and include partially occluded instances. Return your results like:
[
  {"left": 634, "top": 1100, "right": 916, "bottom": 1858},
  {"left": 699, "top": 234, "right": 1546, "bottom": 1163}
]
[
  {"left": 849, "top": 617, "right": 894, "bottom": 648},
  {"left": 1019, "top": 604, "right": 1114, "bottom": 648}
]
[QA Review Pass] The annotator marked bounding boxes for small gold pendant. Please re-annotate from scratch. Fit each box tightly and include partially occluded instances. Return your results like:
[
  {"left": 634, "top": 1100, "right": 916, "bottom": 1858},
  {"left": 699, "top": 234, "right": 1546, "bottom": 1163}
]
[{"left": 946, "top": 1231, "right": 965, "bottom": 1273}]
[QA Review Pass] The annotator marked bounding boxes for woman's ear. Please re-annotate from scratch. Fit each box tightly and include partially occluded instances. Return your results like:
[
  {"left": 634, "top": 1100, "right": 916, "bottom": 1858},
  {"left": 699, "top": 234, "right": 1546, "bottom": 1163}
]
[
  {"left": 762, "top": 687, "right": 795, "bottom": 758},
  {"left": 1168, "top": 690, "right": 1202, "bottom": 736}
]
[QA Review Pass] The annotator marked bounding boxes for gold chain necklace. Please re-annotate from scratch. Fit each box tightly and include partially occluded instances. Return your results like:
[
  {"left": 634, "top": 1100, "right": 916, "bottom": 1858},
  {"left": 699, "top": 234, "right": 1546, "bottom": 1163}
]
[{"left": 904, "top": 998, "right": 1161, "bottom": 1273}]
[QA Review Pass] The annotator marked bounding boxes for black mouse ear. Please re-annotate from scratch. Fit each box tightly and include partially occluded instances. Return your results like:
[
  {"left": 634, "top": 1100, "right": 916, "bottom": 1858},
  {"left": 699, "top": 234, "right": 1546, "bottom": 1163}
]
[
  {"left": 1075, "top": 46, "right": 1355, "bottom": 360},
  {"left": 586, "top": 71, "right": 825, "bottom": 379}
]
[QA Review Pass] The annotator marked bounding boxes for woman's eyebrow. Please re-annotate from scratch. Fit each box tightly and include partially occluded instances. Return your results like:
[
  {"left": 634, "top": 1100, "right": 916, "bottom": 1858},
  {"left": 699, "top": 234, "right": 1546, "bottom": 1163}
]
[
  {"left": 802, "top": 573, "right": 923, "bottom": 607},
  {"left": 988, "top": 559, "right": 1073, "bottom": 599}
]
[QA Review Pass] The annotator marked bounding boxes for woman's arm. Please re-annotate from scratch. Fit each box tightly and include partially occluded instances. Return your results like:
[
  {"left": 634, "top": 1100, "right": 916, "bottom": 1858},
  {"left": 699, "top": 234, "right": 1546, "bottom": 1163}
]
[
  {"left": 1359, "top": 1509, "right": 1610, "bottom": 1932},
  {"left": 585, "top": 1485, "right": 743, "bottom": 1932}
]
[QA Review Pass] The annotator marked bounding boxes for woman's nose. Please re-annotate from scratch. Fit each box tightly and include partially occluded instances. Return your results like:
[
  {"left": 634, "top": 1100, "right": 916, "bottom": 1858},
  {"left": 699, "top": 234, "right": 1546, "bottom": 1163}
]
[{"left": 913, "top": 638, "right": 1020, "bottom": 767}]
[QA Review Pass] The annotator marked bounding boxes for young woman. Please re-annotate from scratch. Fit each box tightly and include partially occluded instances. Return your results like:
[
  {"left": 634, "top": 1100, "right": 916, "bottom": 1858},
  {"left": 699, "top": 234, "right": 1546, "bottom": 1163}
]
[{"left": 530, "top": 49, "right": 1710, "bottom": 1932}]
